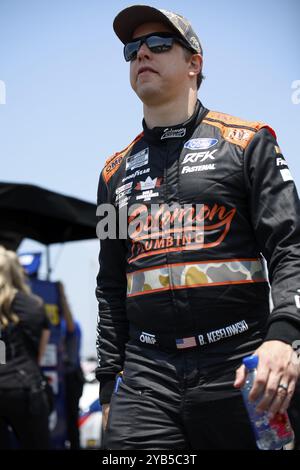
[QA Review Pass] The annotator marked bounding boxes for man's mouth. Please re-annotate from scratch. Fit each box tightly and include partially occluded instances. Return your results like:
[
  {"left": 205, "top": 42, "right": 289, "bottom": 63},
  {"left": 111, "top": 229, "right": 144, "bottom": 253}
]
[{"left": 138, "top": 66, "right": 157, "bottom": 76}]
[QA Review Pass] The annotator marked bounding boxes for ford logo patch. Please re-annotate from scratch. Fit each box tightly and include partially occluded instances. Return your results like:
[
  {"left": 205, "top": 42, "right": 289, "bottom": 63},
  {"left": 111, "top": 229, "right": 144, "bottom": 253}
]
[{"left": 184, "top": 138, "right": 218, "bottom": 150}]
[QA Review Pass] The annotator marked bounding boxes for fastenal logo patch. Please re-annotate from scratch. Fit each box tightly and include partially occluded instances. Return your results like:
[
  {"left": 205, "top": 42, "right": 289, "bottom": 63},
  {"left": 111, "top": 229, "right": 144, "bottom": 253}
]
[
  {"left": 184, "top": 138, "right": 218, "bottom": 150},
  {"left": 181, "top": 164, "right": 215, "bottom": 174}
]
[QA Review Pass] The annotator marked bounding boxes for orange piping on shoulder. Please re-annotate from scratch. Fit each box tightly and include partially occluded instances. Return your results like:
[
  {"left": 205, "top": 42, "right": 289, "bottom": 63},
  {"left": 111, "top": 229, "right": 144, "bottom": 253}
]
[
  {"left": 203, "top": 111, "right": 276, "bottom": 149},
  {"left": 102, "top": 132, "right": 144, "bottom": 184}
]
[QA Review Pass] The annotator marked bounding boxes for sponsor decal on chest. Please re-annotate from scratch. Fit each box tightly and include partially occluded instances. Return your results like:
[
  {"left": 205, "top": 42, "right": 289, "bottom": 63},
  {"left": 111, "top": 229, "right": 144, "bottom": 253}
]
[
  {"left": 161, "top": 128, "right": 186, "bottom": 140},
  {"left": 135, "top": 176, "right": 162, "bottom": 191},
  {"left": 182, "top": 164, "right": 216, "bottom": 174},
  {"left": 135, "top": 190, "right": 160, "bottom": 202},
  {"left": 181, "top": 149, "right": 218, "bottom": 174},
  {"left": 134, "top": 176, "right": 162, "bottom": 202},
  {"left": 127, "top": 202, "right": 237, "bottom": 263},
  {"left": 115, "top": 182, "right": 133, "bottom": 195},
  {"left": 117, "top": 196, "right": 129, "bottom": 209},
  {"left": 182, "top": 149, "right": 218, "bottom": 164},
  {"left": 122, "top": 167, "right": 150, "bottom": 183},
  {"left": 115, "top": 181, "right": 133, "bottom": 208},
  {"left": 184, "top": 138, "right": 218, "bottom": 150},
  {"left": 126, "top": 148, "right": 149, "bottom": 171}
]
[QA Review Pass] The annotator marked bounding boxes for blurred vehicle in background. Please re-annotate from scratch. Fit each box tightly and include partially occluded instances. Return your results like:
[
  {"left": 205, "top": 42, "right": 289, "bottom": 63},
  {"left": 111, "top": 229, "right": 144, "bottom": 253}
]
[{"left": 79, "top": 358, "right": 102, "bottom": 449}]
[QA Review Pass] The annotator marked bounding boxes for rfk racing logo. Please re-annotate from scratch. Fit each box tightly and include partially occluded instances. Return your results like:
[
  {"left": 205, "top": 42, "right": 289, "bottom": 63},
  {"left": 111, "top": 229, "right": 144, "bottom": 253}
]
[
  {"left": 127, "top": 203, "right": 236, "bottom": 263},
  {"left": 182, "top": 149, "right": 217, "bottom": 164}
]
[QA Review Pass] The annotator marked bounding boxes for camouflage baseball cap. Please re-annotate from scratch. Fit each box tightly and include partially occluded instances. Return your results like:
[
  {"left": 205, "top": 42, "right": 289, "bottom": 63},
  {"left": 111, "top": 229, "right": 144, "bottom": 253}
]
[{"left": 113, "top": 5, "right": 203, "bottom": 55}]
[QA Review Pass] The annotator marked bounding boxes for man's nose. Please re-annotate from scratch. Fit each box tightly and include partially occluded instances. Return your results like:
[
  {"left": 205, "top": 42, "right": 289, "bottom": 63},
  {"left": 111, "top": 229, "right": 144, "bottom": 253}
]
[{"left": 136, "top": 42, "right": 151, "bottom": 61}]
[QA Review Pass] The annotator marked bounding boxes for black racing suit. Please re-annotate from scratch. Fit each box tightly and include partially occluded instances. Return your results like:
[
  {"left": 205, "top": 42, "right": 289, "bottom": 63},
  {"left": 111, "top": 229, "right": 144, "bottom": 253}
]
[{"left": 95, "top": 101, "right": 300, "bottom": 449}]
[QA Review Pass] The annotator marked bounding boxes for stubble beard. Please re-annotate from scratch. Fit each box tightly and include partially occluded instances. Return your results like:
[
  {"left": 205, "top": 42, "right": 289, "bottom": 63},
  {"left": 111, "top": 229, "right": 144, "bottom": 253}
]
[{"left": 135, "top": 79, "right": 171, "bottom": 106}]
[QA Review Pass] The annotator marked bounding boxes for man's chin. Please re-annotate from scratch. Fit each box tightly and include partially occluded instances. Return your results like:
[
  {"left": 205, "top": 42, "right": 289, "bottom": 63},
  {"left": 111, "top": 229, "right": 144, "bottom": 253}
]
[{"left": 135, "top": 86, "right": 163, "bottom": 105}]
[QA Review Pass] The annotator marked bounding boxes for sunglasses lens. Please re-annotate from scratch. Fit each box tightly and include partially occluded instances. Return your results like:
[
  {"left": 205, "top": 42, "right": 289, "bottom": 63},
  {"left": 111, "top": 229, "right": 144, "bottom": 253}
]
[
  {"left": 124, "top": 40, "right": 141, "bottom": 62},
  {"left": 147, "top": 36, "right": 173, "bottom": 52},
  {"left": 124, "top": 35, "right": 175, "bottom": 62}
]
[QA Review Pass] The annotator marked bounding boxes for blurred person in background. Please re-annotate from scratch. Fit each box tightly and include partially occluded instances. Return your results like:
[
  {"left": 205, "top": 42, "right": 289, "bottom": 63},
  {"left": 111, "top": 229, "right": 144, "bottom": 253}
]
[
  {"left": 59, "top": 282, "right": 85, "bottom": 449},
  {"left": 0, "top": 246, "right": 50, "bottom": 449}
]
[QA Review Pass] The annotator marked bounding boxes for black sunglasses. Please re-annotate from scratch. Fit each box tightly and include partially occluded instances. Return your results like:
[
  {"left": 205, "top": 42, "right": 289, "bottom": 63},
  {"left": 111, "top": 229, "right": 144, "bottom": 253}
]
[{"left": 123, "top": 32, "right": 193, "bottom": 62}]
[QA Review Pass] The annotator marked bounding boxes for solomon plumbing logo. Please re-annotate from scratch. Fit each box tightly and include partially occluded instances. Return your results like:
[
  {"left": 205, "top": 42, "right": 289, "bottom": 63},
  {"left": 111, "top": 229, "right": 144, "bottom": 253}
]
[
  {"left": 0, "top": 80, "right": 6, "bottom": 105},
  {"left": 96, "top": 202, "right": 237, "bottom": 262}
]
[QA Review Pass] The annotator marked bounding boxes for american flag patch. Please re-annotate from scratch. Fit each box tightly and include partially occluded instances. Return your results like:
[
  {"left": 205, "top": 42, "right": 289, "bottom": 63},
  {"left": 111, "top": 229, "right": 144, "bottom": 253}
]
[{"left": 176, "top": 337, "right": 197, "bottom": 349}]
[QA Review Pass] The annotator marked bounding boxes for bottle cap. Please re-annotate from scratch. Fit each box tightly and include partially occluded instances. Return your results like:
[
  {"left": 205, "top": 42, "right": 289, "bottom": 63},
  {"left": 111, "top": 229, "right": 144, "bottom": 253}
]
[{"left": 243, "top": 354, "right": 259, "bottom": 370}]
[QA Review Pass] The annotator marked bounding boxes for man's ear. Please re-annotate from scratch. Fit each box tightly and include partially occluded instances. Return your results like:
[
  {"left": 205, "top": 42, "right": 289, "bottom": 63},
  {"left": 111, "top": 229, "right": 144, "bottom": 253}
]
[{"left": 188, "top": 54, "right": 202, "bottom": 77}]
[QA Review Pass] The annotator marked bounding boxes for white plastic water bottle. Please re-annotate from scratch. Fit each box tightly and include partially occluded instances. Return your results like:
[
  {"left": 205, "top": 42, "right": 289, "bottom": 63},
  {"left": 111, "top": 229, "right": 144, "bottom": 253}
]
[{"left": 241, "top": 355, "right": 294, "bottom": 450}]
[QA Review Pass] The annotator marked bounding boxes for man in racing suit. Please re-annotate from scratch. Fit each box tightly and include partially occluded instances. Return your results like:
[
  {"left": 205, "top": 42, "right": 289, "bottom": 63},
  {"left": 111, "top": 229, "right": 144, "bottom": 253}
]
[{"left": 95, "top": 5, "right": 300, "bottom": 449}]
